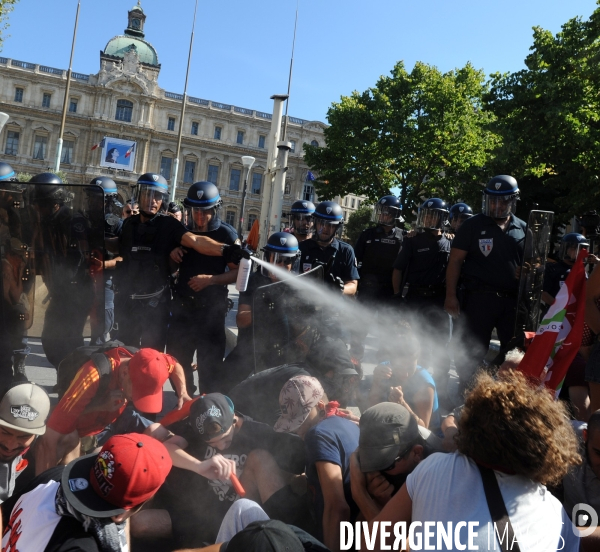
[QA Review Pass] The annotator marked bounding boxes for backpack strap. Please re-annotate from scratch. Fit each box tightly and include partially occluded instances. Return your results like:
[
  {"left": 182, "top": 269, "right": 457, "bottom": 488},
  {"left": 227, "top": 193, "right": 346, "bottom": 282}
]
[
  {"left": 476, "top": 463, "right": 522, "bottom": 552},
  {"left": 90, "top": 353, "right": 113, "bottom": 400}
]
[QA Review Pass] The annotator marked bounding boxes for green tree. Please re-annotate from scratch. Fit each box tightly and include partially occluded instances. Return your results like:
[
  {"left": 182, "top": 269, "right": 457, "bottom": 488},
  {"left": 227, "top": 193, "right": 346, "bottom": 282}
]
[
  {"left": 344, "top": 204, "right": 374, "bottom": 245},
  {"left": 0, "top": 0, "right": 19, "bottom": 52},
  {"left": 487, "top": 4, "right": 600, "bottom": 220},
  {"left": 304, "top": 61, "right": 499, "bottom": 219}
]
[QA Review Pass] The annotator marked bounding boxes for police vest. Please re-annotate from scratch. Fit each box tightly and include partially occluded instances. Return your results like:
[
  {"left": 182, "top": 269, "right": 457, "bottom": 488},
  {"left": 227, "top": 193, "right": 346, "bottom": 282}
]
[{"left": 359, "top": 226, "right": 403, "bottom": 281}]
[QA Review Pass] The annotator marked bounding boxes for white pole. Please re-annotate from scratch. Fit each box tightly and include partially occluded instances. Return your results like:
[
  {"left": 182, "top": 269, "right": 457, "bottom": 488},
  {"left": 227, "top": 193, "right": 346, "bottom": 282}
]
[{"left": 270, "top": 141, "right": 292, "bottom": 233}]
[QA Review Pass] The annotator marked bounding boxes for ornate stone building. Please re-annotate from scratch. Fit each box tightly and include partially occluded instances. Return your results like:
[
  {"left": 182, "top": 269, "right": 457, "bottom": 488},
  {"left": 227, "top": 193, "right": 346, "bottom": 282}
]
[{"left": 0, "top": 3, "right": 328, "bottom": 233}]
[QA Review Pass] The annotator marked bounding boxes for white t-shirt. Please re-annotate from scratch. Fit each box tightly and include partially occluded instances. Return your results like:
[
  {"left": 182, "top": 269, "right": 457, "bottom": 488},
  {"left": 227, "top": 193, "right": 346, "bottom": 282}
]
[{"left": 406, "top": 452, "right": 579, "bottom": 551}]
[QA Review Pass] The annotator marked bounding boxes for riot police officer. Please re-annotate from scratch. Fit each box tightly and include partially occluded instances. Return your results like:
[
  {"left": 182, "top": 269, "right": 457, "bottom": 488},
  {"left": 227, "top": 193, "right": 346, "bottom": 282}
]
[
  {"left": 114, "top": 173, "right": 247, "bottom": 351},
  {"left": 298, "top": 200, "right": 359, "bottom": 295},
  {"left": 448, "top": 202, "right": 473, "bottom": 234},
  {"left": 289, "top": 199, "right": 315, "bottom": 243},
  {"left": 167, "top": 181, "right": 239, "bottom": 394},
  {"left": 445, "top": 175, "right": 527, "bottom": 392},
  {"left": 351, "top": 195, "right": 403, "bottom": 358},
  {"left": 392, "top": 198, "right": 451, "bottom": 384}
]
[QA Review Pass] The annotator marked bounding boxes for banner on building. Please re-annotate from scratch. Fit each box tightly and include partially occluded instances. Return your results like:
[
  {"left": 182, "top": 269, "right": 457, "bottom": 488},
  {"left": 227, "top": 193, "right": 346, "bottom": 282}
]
[{"left": 99, "top": 137, "right": 137, "bottom": 171}]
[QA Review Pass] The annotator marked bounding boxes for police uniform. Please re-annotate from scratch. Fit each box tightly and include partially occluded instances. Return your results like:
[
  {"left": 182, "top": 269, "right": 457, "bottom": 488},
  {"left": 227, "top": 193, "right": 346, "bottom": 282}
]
[
  {"left": 543, "top": 260, "right": 570, "bottom": 299},
  {"left": 114, "top": 213, "right": 187, "bottom": 350},
  {"left": 167, "top": 220, "right": 238, "bottom": 394},
  {"left": 298, "top": 238, "right": 360, "bottom": 284},
  {"left": 451, "top": 212, "right": 527, "bottom": 382}
]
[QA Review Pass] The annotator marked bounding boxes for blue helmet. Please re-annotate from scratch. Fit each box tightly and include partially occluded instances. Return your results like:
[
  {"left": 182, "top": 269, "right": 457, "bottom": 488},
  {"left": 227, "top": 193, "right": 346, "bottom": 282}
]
[
  {"left": 483, "top": 175, "right": 519, "bottom": 218},
  {"left": 134, "top": 172, "right": 169, "bottom": 215},
  {"left": 291, "top": 199, "right": 315, "bottom": 216},
  {"left": 314, "top": 201, "right": 343, "bottom": 223},
  {"left": 263, "top": 231, "right": 299, "bottom": 256},
  {"left": 448, "top": 202, "right": 473, "bottom": 231},
  {"left": 0, "top": 162, "right": 17, "bottom": 182},
  {"left": 183, "top": 181, "right": 222, "bottom": 232},
  {"left": 416, "top": 198, "right": 448, "bottom": 230},
  {"left": 89, "top": 176, "right": 119, "bottom": 196},
  {"left": 558, "top": 233, "right": 589, "bottom": 263},
  {"left": 373, "top": 195, "right": 402, "bottom": 225}
]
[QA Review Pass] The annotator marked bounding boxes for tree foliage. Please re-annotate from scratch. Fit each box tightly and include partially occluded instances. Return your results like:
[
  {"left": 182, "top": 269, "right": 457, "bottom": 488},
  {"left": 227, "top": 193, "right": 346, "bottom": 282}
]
[
  {"left": 487, "top": 5, "right": 600, "bottom": 221},
  {"left": 0, "top": 0, "right": 19, "bottom": 52},
  {"left": 304, "top": 61, "right": 499, "bottom": 219},
  {"left": 344, "top": 204, "right": 374, "bottom": 245}
]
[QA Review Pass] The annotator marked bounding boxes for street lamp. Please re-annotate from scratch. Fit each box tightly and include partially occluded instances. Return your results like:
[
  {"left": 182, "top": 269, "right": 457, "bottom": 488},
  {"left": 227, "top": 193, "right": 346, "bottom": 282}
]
[{"left": 238, "top": 155, "right": 255, "bottom": 239}]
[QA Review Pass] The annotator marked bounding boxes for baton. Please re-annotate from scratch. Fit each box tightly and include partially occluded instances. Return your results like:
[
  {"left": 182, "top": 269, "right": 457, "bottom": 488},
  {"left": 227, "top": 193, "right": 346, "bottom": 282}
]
[{"left": 230, "top": 473, "right": 246, "bottom": 497}]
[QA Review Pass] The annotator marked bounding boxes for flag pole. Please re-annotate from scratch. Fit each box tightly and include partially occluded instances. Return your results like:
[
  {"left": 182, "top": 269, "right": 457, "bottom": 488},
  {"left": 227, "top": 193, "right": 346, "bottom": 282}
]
[
  {"left": 54, "top": 0, "right": 81, "bottom": 173},
  {"left": 170, "top": 0, "right": 199, "bottom": 203},
  {"left": 281, "top": 0, "right": 299, "bottom": 142}
]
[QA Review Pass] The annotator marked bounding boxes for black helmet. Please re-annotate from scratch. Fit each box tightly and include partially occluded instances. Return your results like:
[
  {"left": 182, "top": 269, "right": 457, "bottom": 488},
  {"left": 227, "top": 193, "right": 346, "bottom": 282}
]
[
  {"left": 558, "top": 233, "right": 589, "bottom": 264},
  {"left": 448, "top": 202, "right": 473, "bottom": 231},
  {"left": 373, "top": 195, "right": 402, "bottom": 226},
  {"left": 261, "top": 231, "right": 299, "bottom": 276},
  {"left": 416, "top": 198, "right": 448, "bottom": 230},
  {"left": 183, "top": 181, "right": 222, "bottom": 232},
  {"left": 0, "top": 162, "right": 17, "bottom": 182},
  {"left": 133, "top": 172, "right": 169, "bottom": 215},
  {"left": 290, "top": 199, "right": 315, "bottom": 235},
  {"left": 168, "top": 202, "right": 182, "bottom": 214},
  {"left": 483, "top": 175, "right": 519, "bottom": 218},
  {"left": 29, "top": 172, "right": 73, "bottom": 204}
]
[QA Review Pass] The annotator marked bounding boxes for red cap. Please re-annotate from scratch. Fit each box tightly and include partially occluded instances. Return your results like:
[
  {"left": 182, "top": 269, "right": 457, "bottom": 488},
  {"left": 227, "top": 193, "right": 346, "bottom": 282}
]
[{"left": 128, "top": 349, "right": 173, "bottom": 413}]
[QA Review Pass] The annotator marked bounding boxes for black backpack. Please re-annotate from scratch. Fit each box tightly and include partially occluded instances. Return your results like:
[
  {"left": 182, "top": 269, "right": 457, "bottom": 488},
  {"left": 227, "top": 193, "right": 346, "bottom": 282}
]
[{"left": 56, "top": 340, "right": 139, "bottom": 402}]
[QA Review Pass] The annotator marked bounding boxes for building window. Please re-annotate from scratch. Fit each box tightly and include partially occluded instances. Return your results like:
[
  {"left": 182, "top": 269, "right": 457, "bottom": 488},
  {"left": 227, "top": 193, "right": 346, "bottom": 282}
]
[
  {"left": 33, "top": 135, "right": 47, "bottom": 160},
  {"left": 207, "top": 164, "right": 219, "bottom": 185},
  {"left": 184, "top": 160, "right": 196, "bottom": 183},
  {"left": 229, "top": 169, "right": 241, "bottom": 191},
  {"left": 236, "top": 130, "right": 244, "bottom": 145},
  {"left": 214, "top": 126, "right": 222, "bottom": 140},
  {"left": 167, "top": 117, "right": 176, "bottom": 131},
  {"left": 303, "top": 184, "right": 314, "bottom": 202},
  {"left": 258, "top": 135, "right": 266, "bottom": 149},
  {"left": 284, "top": 182, "right": 291, "bottom": 195},
  {"left": 14, "top": 88, "right": 23, "bottom": 102},
  {"left": 225, "top": 210, "right": 236, "bottom": 226},
  {"left": 357, "top": 200, "right": 361, "bottom": 208},
  {"left": 351, "top": 198, "right": 355, "bottom": 208},
  {"left": 191, "top": 122, "right": 199, "bottom": 135},
  {"left": 290, "top": 140, "right": 296, "bottom": 153},
  {"left": 310, "top": 140, "right": 319, "bottom": 147},
  {"left": 251, "top": 172, "right": 262, "bottom": 195},
  {"left": 115, "top": 99, "right": 133, "bottom": 122},
  {"left": 69, "top": 99, "right": 78, "bottom": 113},
  {"left": 61, "top": 140, "right": 74, "bottom": 164},
  {"left": 5, "top": 131, "right": 19, "bottom": 156},
  {"left": 160, "top": 156, "right": 173, "bottom": 180},
  {"left": 42, "top": 93, "right": 51, "bottom": 108},
  {"left": 247, "top": 213, "right": 257, "bottom": 232}
]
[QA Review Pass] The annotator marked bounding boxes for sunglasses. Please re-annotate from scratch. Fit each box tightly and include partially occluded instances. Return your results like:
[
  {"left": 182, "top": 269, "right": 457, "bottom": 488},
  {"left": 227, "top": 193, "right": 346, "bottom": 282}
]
[
  {"left": 125, "top": 209, "right": 139, "bottom": 215},
  {"left": 382, "top": 445, "right": 413, "bottom": 472}
]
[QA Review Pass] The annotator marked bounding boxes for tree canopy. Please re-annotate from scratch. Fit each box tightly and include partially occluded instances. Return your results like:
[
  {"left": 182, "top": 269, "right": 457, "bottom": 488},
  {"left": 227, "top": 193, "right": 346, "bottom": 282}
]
[
  {"left": 0, "top": 1, "right": 19, "bottom": 52},
  {"left": 303, "top": 61, "right": 499, "bottom": 219},
  {"left": 344, "top": 204, "right": 374, "bottom": 245}
]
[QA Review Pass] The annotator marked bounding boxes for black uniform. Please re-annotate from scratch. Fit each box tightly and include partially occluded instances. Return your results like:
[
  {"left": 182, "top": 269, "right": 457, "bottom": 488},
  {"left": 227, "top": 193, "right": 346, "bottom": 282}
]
[
  {"left": 451, "top": 213, "right": 527, "bottom": 385},
  {"left": 167, "top": 220, "right": 238, "bottom": 394},
  {"left": 543, "top": 260, "right": 571, "bottom": 299},
  {"left": 393, "top": 231, "right": 451, "bottom": 379},
  {"left": 114, "top": 213, "right": 186, "bottom": 350},
  {"left": 298, "top": 237, "right": 360, "bottom": 284}
]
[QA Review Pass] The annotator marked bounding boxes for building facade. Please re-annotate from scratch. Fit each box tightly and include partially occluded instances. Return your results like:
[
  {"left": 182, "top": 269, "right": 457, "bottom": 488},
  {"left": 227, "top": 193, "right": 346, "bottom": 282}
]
[{"left": 0, "top": 3, "right": 328, "bottom": 234}]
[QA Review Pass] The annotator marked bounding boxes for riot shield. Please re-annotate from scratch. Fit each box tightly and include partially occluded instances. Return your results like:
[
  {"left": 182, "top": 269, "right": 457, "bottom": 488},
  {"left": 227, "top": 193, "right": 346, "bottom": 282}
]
[
  {"left": 514, "top": 210, "right": 554, "bottom": 335},
  {"left": 251, "top": 265, "right": 324, "bottom": 373},
  {"left": 1, "top": 182, "right": 105, "bottom": 371}
]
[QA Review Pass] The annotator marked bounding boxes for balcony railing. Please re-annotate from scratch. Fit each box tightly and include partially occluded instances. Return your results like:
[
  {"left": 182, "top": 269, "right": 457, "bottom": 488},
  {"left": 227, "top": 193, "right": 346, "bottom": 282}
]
[
  {"left": 71, "top": 72, "right": 89, "bottom": 81},
  {"left": 40, "top": 65, "right": 64, "bottom": 76},
  {"left": 11, "top": 59, "right": 36, "bottom": 70}
]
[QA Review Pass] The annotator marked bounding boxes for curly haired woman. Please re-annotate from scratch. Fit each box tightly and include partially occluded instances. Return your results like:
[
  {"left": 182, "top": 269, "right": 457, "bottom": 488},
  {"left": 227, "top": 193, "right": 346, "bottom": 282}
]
[{"left": 363, "top": 370, "right": 586, "bottom": 551}]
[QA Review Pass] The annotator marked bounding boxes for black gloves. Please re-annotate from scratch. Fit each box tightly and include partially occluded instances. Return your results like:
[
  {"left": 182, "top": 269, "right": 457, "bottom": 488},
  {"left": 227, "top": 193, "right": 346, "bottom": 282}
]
[
  {"left": 328, "top": 274, "right": 345, "bottom": 292},
  {"left": 222, "top": 244, "right": 252, "bottom": 265}
]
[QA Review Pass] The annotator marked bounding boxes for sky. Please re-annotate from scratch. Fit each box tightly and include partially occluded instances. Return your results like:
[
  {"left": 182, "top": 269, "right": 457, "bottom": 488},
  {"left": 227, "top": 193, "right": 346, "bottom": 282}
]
[{"left": 2, "top": 0, "right": 599, "bottom": 123}]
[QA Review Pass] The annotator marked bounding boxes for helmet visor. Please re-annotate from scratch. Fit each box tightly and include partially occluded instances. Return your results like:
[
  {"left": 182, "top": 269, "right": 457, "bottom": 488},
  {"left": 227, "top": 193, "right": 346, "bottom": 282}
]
[
  {"left": 185, "top": 206, "right": 216, "bottom": 232},
  {"left": 416, "top": 209, "right": 447, "bottom": 230},
  {"left": 261, "top": 251, "right": 296, "bottom": 277},
  {"left": 291, "top": 214, "right": 313, "bottom": 235},
  {"left": 483, "top": 194, "right": 517, "bottom": 219},
  {"left": 136, "top": 186, "right": 167, "bottom": 215},
  {"left": 558, "top": 241, "right": 588, "bottom": 263},
  {"left": 315, "top": 219, "right": 342, "bottom": 241},
  {"left": 373, "top": 204, "right": 399, "bottom": 225}
]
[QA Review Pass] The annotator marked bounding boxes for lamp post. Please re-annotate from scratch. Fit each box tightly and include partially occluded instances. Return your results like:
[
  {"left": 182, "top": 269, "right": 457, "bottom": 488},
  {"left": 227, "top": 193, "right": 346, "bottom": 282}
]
[{"left": 238, "top": 155, "right": 255, "bottom": 239}]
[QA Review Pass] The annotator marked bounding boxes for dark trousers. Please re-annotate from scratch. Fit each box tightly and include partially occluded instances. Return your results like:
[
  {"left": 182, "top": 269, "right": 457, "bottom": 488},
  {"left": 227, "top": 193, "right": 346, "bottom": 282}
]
[
  {"left": 167, "top": 298, "right": 227, "bottom": 394},
  {"left": 456, "top": 290, "right": 518, "bottom": 388},
  {"left": 115, "top": 295, "right": 169, "bottom": 351}
]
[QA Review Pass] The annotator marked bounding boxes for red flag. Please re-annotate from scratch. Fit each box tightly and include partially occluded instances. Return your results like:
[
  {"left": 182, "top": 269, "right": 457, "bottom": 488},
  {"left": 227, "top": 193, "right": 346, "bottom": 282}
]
[
  {"left": 518, "top": 249, "right": 587, "bottom": 396},
  {"left": 125, "top": 143, "right": 135, "bottom": 158},
  {"left": 90, "top": 138, "right": 105, "bottom": 151}
]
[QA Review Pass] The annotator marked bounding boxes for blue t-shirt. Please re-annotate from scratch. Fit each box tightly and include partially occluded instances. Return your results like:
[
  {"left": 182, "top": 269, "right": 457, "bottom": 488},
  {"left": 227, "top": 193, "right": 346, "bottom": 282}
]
[
  {"left": 304, "top": 416, "right": 360, "bottom": 541},
  {"left": 403, "top": 366, "right": 441, "bottom": 437}
]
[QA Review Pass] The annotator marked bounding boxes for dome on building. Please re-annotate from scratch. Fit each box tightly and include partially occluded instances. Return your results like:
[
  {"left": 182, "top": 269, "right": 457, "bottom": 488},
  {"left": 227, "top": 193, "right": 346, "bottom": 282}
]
[{"left": 103, "top": 36, "right": 158, "bottom": 66}]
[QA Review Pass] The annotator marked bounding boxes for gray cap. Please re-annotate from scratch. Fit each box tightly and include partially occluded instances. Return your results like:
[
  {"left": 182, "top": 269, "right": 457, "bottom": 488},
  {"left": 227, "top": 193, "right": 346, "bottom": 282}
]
[
  {"left": 358, "top": 402, "right": 420, "bottom": 472},
  {"left": 0, "top": 383, "right": 51, "bottom": 435}
]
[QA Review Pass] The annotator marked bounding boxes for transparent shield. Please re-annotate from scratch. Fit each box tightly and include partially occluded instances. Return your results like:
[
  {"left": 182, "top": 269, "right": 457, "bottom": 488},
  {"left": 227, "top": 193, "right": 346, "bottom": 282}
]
[
  {"left": 135, "top": 186, "right": 168, "bottom": 215},
  {"left": 291, "top": 214, "right": 314, "bottom": 235},
  {"left": 184, "top": 206, "right": 218, "bottom": 232}
]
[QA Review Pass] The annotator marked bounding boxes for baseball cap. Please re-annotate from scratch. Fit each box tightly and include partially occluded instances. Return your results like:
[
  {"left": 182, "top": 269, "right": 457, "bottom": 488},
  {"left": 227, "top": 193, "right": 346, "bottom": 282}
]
[
  {"left": 274, "top": 376, "right": 324, "bottom": 434},
  {"left": 0, "top": 383, "right": 50, "bottom": 436},
  {"left": 306, "top": 336, "right": 358, "bottom": 376},
  {"left": 128, "top": 349, "right": 175, "bottom": 413},
  {"left": 223, "top": 520, "right": 304, "bottom": 552},
  {"left": 62, "top": 433, "right": 172, "bottom": 518},
  {"left": 190, "top": 393, "right": 235, "bottom": 441},
  {"left": 358, "top": 402, "right": 420, "bottom": 473}
]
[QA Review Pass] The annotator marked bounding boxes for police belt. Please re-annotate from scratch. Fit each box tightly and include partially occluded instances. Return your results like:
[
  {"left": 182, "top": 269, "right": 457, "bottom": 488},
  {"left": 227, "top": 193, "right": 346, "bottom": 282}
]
[
  {"left": 406, "top": 284, "right": 445, "bottom": 297},
  {"left": 174, "top": 291, "right": 225, "bottom": 310}
]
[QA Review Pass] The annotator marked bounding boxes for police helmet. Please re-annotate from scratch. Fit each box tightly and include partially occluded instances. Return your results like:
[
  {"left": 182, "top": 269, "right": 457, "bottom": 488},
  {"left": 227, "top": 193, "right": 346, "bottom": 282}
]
[
  {"left": 290, "top": 199, "right": 315, "bottom": 235},
  {"left": 0, "top": 162, "right": 17, "bottom": 182},
  {"left": 261, "top": 231, "right": 299, "bottom": 276},
  {"left": 168, "top": 202, "right": 182, "bottom": 214},
  {"left": 482, "top": 175, "right": 519, "bottom": 218},
  {"left": 291, "top": 199, "right": 315, "bottom": 216},
  {"left": 416, "top": 198, "right": 448, "bottom": 230},
  {"left": 133, "top": 172, "right": 169, "bottom": 215},
  {"left": 558, "top": 233, "right": 589, "bottom": 264},
  {"left": 448, "top": 202, "right": 473, "bottom": 231},
  {"left": 29, "top": 172, "right": 73, "bottom": 205},
  {"left": 313, "top": 201, "right": 344, "bottom": 241},
  {"left": 183, "top": 181, "right": 222, "bottom": 232},
  {"left": 89, "top": 176, "right": 118, "bottom": 197},
  {"left": 373, "top": 195, "right": 402, "bottom": 226}
]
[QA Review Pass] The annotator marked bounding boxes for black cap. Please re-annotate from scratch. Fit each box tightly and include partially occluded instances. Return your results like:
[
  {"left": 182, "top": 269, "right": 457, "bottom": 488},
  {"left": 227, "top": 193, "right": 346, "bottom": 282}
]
[
  {"left": 306, "top": 336, "right": 358, "bottom": 376},
  {"left": 223, "top": 520, "right": 304, "bottom": 552},
  {"left": 358, "top": 402, "right": 420, "bottom": 472},
  {"left": 189, "top": 393, "right": 235, "bottom": 441}
]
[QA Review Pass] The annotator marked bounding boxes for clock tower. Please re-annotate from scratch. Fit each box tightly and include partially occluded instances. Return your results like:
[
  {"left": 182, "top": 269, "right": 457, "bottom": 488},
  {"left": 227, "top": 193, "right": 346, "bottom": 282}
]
[{"left": 126, "top": 1, "right": 146, "bottom": 39}]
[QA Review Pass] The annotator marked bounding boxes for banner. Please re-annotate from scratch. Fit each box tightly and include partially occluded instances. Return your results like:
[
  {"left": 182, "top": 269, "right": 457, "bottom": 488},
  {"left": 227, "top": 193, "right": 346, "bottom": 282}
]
[
  {"left": 518, "top": 249, "right": 587, "bottom": 396},
  {"left": 99, "top": 137, "right": 137, "bottom": 171}
]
